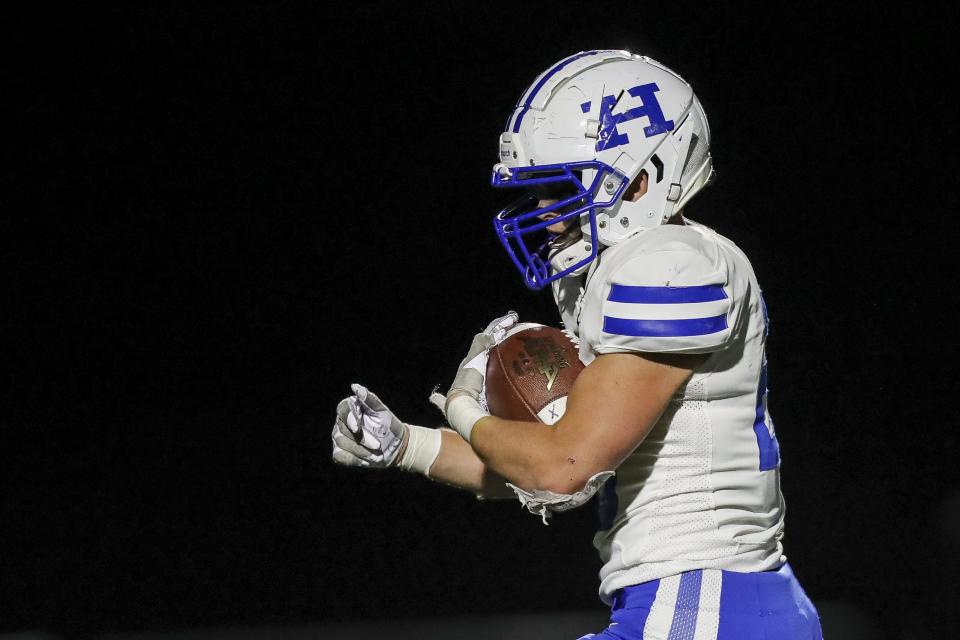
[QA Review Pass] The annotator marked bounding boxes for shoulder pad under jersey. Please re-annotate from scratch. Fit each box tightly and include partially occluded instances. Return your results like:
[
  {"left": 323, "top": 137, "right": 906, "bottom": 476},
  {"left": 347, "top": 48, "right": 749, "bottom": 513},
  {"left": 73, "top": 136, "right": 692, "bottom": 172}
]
[{"left": 595, "top": 247, "right": 734, "bottom": 354}]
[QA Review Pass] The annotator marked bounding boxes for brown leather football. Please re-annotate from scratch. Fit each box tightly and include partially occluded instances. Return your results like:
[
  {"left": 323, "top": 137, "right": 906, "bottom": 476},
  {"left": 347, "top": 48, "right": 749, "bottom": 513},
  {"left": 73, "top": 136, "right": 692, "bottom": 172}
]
[{"left": 485, "top": 323, "right": 584, "bottom": 424}]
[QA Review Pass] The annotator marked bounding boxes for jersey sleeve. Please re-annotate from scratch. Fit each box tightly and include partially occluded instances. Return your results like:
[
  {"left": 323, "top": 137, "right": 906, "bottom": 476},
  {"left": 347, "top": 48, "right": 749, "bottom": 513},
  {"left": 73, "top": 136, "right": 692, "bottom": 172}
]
[{"left": 594, "top": 248, "right": 736, "bottom": 354}]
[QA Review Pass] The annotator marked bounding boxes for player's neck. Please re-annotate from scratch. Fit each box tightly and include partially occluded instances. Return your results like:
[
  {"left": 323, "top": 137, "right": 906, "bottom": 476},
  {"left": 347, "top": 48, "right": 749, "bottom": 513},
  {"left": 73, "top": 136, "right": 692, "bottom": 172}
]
[{"left": 665, "top": 213, "right": 685, "bottom": 225}]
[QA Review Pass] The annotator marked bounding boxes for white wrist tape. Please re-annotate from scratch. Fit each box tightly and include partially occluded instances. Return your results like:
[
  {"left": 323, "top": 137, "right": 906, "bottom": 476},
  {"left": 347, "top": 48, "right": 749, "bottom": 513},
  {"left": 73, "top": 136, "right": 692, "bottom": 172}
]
[
  {"left": 444, "top": 393, "right": 488, "bottom": 442},
  {"left": 397, "top": 425, "right": 442, "bottom": 476}
]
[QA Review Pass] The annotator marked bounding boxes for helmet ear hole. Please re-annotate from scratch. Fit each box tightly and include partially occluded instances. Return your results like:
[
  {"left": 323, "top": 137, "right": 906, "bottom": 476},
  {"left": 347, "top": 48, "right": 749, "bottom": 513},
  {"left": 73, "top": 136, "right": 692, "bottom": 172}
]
[{"left": 622, "top": 170, "right": 649, "bottom": 203}]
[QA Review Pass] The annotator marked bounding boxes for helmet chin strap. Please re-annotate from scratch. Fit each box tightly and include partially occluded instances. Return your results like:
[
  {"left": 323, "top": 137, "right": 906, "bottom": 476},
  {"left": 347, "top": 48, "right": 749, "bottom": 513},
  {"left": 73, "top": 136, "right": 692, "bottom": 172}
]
[{"left": 657, "top": 115, "right": 698, "bottom": 223}]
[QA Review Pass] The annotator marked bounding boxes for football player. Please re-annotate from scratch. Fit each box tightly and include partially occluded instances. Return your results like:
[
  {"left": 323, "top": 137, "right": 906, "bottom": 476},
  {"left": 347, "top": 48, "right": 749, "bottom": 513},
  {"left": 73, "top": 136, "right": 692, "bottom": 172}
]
[{"left": 332, "top": 51, "right": 822, "bottom": 639}]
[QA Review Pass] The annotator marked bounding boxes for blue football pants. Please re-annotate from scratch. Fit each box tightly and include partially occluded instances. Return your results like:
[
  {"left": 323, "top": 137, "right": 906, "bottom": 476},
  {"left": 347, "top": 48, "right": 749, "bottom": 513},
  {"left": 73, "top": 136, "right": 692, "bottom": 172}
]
[{"left": 579, "top": 563, "right": 822, "bottom": 640}]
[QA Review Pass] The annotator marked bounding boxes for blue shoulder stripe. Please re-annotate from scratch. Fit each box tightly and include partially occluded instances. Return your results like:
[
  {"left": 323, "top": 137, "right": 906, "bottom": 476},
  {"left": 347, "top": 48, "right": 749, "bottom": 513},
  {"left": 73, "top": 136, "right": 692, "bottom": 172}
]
[
  {"left": 607, "top": 284, "right": 727, "bottom": 304},
  {"left": 603, "top": 314, "right": 728, "bottom": 337}
]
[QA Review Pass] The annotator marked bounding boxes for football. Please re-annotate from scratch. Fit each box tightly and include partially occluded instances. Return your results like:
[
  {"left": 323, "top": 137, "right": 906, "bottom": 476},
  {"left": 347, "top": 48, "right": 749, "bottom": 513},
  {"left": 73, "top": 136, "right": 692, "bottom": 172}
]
[{"left": 485, "top": 323, "right": 584, "bottom": 424}]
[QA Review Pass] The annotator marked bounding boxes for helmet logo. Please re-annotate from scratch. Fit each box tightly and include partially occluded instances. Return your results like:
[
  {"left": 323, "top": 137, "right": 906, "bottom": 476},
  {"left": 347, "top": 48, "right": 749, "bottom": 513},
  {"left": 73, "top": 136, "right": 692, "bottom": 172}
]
[{"left": 588, "top": 83, "right": 674, "bottom": 152}]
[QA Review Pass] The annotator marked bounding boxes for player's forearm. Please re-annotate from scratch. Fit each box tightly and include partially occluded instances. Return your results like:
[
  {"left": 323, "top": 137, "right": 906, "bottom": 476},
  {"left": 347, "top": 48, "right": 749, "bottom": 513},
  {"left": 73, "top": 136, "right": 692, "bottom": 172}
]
[
  {"left": 424, "top": 428, "right": 514, "bottom": 499},
  {"left": 470, "top": 415, "right": 581, "bottom": 494}
]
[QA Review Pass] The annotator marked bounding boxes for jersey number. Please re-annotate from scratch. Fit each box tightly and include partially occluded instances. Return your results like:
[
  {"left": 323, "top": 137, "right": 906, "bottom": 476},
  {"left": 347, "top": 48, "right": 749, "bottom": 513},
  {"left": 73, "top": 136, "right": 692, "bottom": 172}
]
[
  {"left": 596, "top": 476, "right": 618, "bottom": 531},
  {"left": 754, "top": 293, "right": 780, "bottom": 470}
]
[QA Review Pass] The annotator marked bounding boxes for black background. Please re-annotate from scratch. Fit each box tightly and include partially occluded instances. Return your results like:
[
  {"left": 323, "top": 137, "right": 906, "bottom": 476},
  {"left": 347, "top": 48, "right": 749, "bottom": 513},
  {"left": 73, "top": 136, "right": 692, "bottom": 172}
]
[{"left": 5, "top": 2, "right": 960, "bottom": 637}]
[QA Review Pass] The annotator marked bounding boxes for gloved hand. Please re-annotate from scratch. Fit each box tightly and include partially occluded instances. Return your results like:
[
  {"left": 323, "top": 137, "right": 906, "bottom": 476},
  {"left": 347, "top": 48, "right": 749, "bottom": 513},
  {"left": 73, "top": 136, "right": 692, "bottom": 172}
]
[
  {"left": 331, "top": 383, "right": 407, "bottom": 468},
  {"left": 443, "top": 311, "right": 518, "bottom": 442}
]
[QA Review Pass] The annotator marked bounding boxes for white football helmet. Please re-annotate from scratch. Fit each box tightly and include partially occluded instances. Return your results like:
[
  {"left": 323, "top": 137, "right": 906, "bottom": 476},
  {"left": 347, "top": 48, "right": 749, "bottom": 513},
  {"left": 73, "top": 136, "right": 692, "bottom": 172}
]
[{"left": 491, "top": 50, "right": 714, "bottom": 290}]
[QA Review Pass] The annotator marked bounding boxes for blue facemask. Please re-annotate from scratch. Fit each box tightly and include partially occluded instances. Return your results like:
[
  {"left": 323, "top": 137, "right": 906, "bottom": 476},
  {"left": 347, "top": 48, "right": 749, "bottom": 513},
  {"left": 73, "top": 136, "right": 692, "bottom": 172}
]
[{"left": 491, "top": 160, "right": 628, "bottom": 290}]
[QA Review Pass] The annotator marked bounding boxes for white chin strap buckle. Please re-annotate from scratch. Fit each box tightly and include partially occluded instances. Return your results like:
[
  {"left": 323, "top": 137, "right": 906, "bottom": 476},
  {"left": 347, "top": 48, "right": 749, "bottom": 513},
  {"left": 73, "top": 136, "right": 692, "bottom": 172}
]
[{"left": 667, "top": 183, "right": 683, "bottom": 202}]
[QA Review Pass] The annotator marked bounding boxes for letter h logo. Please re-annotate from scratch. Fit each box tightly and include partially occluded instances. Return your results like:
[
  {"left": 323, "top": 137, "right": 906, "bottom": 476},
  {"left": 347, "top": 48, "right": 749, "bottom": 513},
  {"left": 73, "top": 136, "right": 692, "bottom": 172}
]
[{"left": 592, "top": 83, "right": 675, "bottom": 152}]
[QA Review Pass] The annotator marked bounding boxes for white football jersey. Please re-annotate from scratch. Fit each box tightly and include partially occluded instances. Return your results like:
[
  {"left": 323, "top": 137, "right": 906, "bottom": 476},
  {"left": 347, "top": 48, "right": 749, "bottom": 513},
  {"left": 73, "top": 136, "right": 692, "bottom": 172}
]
[{"left": 552, "top": 219, "right": 786, "bottom": 604}]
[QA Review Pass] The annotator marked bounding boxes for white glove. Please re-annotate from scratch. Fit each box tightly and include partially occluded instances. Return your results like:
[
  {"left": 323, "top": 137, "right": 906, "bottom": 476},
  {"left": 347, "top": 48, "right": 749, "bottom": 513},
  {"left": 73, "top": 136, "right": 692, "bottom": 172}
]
[
  {"left": 443, "top": 311, "right": 518, "bottom": 442},
  {"left": 332, "top": 383, "right": 442, "bottom": 475},
  {"left": 332, "top": 383, "right": 407, "bottom": 468}
]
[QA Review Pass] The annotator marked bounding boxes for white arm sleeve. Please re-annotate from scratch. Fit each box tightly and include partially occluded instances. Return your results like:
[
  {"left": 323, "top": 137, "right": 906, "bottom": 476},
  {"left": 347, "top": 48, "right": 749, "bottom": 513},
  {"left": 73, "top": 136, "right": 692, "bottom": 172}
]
[{"left": 595, "top": 249, "right": 736, "bottom": 354}]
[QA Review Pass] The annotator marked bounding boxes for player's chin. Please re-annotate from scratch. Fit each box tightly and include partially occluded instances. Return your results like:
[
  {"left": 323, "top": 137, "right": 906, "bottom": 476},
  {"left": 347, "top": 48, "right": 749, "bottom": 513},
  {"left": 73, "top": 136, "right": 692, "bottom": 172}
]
[{"left": 548, "top": 223, "right": 583, "bottom": 248}]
